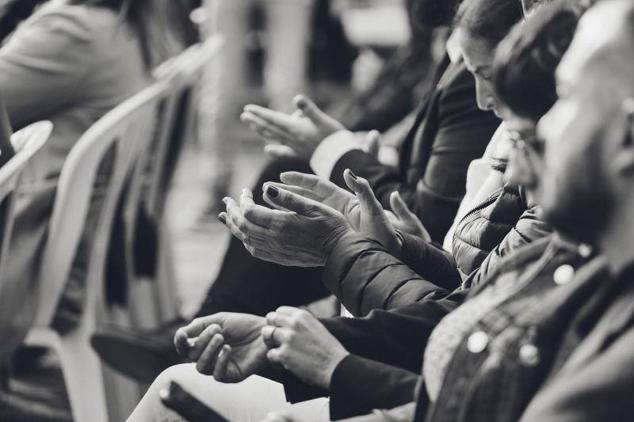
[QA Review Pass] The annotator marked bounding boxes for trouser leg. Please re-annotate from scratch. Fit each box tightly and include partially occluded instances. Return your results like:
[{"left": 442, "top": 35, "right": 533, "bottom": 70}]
[{"left": 126, "top": 364, "right": 329, "bottom": 422}]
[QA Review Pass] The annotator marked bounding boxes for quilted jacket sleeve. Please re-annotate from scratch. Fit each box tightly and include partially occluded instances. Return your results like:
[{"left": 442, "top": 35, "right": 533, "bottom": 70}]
[{"left": 322, "top": 231, "right": 457, "bottom": 316}]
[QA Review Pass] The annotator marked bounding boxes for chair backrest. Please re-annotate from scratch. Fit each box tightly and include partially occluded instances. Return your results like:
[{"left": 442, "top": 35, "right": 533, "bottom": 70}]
[
  {"left": 145, "top": 35, "right": 223, "bottom": 216},
  {"left": 32, "top": 81, "right": 175, "bottom": 329},
  {"left": 0, "top": 121, "right": 52, "bottom": 362}
]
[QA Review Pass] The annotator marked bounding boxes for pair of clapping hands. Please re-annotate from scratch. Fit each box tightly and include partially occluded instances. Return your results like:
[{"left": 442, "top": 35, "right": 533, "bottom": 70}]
[
  {"left": 218, "top": 169, "right": 429, "bottom": 268},
  {"left": 241, "top": 94, "right": 381, "bottom": 161}
]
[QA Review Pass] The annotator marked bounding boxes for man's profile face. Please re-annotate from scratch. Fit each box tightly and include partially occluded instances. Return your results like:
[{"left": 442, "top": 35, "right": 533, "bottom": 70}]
[{"left": 536, "top": 2, "right": 626, "bottom": 242}]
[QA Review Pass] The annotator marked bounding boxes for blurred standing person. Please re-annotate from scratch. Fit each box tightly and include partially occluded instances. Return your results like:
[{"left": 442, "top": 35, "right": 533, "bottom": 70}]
[{"left": 198, "top": 0, "right": 315, "bottom": 212}]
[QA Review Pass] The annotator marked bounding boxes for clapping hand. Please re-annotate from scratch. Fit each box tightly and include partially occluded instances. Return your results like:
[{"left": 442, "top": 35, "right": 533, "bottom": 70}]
[
  {"left": 241, "top": 95, "right": 345, "bottom": 160},
  {"left": 219, "top": 186, "right": 351, "bottom": 267}
]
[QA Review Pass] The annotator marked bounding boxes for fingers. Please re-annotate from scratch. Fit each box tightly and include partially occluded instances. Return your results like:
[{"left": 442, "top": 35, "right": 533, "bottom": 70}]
[
  {"left": 173, "top": 328, "right": 190, "bottom": 357},
  {"left": 265, "top": 310, "right": 295, "bottom": 328},
  {"left": 389, "top": 191, "right": 416, "bottom": 221},
  {"left": 264, "top": 182, "right": 317, "bottom": 207},
  {"left": 343, "top": 169, "right": 383, "bottom": 216},
  {"left": 261, "top": 325, "right": 292, "bottom": 347},
  {"left": 264, "top": 144, "right": 298, "bottom": 158},
  {"left": 365, "top": 130, "right": 381, "bottom": 158},
  {"left": 241, "top": 110, "right": 290, "bottom": 142},
  {"left": 196, "top": 331, "right": 225, "bottom": 375},
  {"left": 389, "top": 191, "right": 431, "bottom": 242},
  {"left": 188, "top": 323, "right": 221, "bottom": 361},
  {"left": 292, "top": 95, "right": 326, "bottom": 124},
  {"left": 266, "top": 348, "right": 285, "bottom": 368},
  {"left": 279, "top": 171, "right": 321, "bottom": 192},
  {"left": 212, "top": 345, "right": 232, "bottom": 381},
  {"left": 223, "top": 196, "right": 272, "bottom": 239},
  {"left": 243, "top": 105, "right": 297, "bottom": 135},
  {"left": 240, "top": 188, "right": 255, "bottom": 213},
  {"left": 262, "top": 183, "right": 327, "bottom": 217}
]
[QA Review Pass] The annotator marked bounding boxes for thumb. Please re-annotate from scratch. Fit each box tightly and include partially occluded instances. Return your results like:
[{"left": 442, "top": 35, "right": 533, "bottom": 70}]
[
  {"left": 390, "top": 191, "right": 417, "bottom": 222},
  {"left": 293, "top": 95, "right": 328, "bottom": 124},
  {"left": 343, "top": 169, "right": 383, "bottom": 216},
  {"left": 263, "top": 183, "right": 331, "bottom": 217},
  {"left": 365, "top": 130, "right": 380, "bottom": 158},
  {"left": 390, "top": 191, "right": 431, "bottom": 242}
]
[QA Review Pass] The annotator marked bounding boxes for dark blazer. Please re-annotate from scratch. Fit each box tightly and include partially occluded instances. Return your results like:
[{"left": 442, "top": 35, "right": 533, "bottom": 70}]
[{"left": 330, "top": 57, "right": 500, "bottom": 243}]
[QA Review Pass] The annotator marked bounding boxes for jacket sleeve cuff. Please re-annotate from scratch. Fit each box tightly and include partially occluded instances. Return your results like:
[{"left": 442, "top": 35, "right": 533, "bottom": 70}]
[
  {"left": 310, "top": 130, "right": 362, "bottom": 179},
  {"left": 329, "top": 354, "right": 418, "bottom": 420}
]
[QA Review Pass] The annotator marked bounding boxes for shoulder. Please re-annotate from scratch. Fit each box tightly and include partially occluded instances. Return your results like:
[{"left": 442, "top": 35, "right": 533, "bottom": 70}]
[{"left": 24, "top": 3, "right": 119, "bottom": 42}]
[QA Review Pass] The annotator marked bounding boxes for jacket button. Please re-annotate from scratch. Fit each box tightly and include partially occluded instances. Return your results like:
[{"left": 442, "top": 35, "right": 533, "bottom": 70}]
[
  {"left": 467, "top": 331, "right": 489, "bottom": 353},
  {"left": 519, "top": 343, "right": 540, "bottom": 367},
  {"left": 578, "top": 244, "right": 592, "bottom": 258},
  {"left": 553, "top": 264, "right": 575, "bottom": 285}
]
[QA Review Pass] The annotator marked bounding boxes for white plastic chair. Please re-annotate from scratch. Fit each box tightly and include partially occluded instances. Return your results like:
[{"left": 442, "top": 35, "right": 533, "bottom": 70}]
[
  {"left": 0, "top": 121, "right": 52, "bottom": 364},
  {"left": 125, "top": 36, "right": 223, "bottom": 327},
  {"left": 24, "top": 81, "right": 174, "bottom": 422}
]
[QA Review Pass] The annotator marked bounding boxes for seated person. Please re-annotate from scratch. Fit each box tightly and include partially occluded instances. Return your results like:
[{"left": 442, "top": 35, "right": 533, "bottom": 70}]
[
  {"left": 0, "top": 0, "right": 175, "bottom": 333},
  {"left": 333, "top": 1, "right": 634, "bottom": 420},
  {"left": 125, "top": 1, "right": 593, "bottom": 420},
  {"left": 92, "top": 0, "right": 501, "bottom": 382}
]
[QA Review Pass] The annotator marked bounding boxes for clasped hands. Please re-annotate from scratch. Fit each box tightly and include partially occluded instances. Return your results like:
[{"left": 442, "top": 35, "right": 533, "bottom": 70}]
[{"left": 173, "top": 307, "right": 348, "bottom": 391}]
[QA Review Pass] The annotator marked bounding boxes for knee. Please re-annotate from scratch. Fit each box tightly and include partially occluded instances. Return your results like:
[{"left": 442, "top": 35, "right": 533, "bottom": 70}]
[{"left": 151, "top": 363, "right": 196, "bottom": 394}]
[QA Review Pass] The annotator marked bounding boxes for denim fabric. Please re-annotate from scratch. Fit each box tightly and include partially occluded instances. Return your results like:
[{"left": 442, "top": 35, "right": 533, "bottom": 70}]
[{"left": 421, "top": 237, "right": 608, "bottom": 422}]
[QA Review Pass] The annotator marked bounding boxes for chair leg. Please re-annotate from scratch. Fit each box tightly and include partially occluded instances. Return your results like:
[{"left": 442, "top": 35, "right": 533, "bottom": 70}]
[
  {"left": 58, "top": 334, "right": 109, "bottom": 422},
  {"left": 155, "top": 226, "right": 180, "bottom": 321}
]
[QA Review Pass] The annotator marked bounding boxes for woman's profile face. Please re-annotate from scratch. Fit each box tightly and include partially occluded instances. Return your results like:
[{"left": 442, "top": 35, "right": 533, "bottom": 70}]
[{"left": 456, "top": 28, "right": 504, "bottom": 118}]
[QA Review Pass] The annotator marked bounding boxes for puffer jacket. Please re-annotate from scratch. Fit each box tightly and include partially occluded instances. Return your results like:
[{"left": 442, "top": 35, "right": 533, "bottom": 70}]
[
  {"left": 322, "top": 185, "right": 552, "bottom": 317},
  {"left": 452, "top": 185, "right": 553, "bottom": 288}
]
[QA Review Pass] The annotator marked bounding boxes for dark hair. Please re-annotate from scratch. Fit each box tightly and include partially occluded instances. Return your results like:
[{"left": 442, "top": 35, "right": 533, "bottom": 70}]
[
  {"left": 454, "top": 0, "right": 524, "bottom": 46},
  {"left": 411, "top": 0, "right": 462, "bottom": 28},
  {"left": 492, "top": 0, "right": 581, "bottom": 120},
  {"left": 68, "top": 0, "right": 161, "bottom": 68}
]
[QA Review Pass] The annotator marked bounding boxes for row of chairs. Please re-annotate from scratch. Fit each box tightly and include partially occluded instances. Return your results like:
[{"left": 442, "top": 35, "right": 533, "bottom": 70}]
[{"left": 0, "top": 34, "right": 222, "bottom": 422}]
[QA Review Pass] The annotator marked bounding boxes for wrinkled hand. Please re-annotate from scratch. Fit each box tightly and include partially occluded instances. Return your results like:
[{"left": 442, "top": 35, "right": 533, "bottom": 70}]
[
  {"left": 219, "top": 186, "right": 351, "bottom": 267},
  {"left": 241, "top": 95, "right": 345, "bottom": 160},
  {"left": 386, "top": 191, "right": 431, "bottom": 242},
  {"left": 342, "top": 169, "right": 402, "bottom": 254},
  {"left": 262, "top": 307, "right": 349, "bottom": 389},
  {"left": 173, "top": 313, "right": 268, "bottom": 383},
  {"left": 268, "top": 171, "right": 362, "bottom": 230}
]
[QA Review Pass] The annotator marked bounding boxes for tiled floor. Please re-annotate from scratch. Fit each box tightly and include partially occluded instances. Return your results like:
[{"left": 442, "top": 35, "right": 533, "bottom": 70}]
[{"left": 1, "top": 136, "right": 267, "bottom": 422}]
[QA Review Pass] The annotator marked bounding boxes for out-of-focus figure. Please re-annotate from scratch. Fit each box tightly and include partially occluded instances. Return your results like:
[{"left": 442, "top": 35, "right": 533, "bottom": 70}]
[{"left": 198, "top": 0, "right": 316, "bottom": 211}]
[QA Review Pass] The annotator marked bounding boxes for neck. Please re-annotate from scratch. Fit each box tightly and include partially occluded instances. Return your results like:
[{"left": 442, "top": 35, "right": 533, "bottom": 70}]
[{"left": 598, "top": 203, "right": 634, "bottom": 276}]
